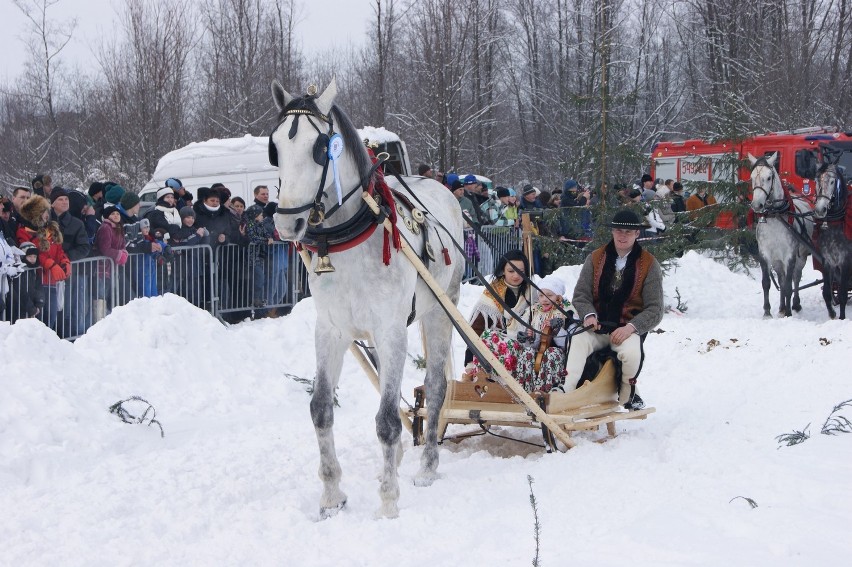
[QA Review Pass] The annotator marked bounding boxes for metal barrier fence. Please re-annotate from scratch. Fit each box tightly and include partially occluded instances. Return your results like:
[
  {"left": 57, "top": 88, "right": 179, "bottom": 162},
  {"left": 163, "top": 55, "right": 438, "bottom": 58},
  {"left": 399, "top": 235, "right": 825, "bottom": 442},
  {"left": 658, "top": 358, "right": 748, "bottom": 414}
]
[
  {"left": 464, "top": 225, "right": 524, "bottom": 282},
  {"left": 2, "top": 228, "right": 529, "bottom": 339},
  {"left": 0, "top": 241, "right": 303, "bottom": 338}
]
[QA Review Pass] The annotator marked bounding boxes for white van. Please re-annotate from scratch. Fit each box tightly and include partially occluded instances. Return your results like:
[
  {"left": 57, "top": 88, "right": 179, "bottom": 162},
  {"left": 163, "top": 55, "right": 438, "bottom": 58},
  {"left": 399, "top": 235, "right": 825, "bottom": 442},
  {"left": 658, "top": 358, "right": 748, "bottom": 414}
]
[{"left": 139, "top": 128, "right": 412, "bottom": 212}]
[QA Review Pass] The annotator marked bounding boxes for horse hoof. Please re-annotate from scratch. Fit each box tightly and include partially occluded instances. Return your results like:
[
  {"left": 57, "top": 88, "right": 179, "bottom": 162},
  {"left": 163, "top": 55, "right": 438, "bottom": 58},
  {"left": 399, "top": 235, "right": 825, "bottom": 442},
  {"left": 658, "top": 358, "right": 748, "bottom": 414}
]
[
  {"left": 375, "top": 502, "right": 400, "bottom": 519},
  {"left": 793, "top": 304, "right": 802, "bottom": 312},
  {"left": 319, "top": 500, "right": 347, "bottom": 520},
  {"left": 762, "top": 313, "right": 773, "bottom": 319},
  {"left": 413, "top": 470, "right": 441, "bottom": 487}
]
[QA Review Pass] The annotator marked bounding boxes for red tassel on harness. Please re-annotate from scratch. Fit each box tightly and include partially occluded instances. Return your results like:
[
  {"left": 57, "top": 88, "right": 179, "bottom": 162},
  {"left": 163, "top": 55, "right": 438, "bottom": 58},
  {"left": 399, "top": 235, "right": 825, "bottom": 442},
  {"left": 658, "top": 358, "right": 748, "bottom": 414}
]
[{"left": 367, "top": 147, "right": 401, "bottom": 265}]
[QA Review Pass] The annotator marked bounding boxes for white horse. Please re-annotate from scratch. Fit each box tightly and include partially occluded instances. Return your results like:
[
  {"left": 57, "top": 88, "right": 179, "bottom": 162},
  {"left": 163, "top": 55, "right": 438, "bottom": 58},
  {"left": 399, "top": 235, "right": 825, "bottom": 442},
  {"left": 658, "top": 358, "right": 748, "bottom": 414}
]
[
  {"left": 749, "top": 152, "right": 814, "bottom": 317},
  {"left": 269, "top": 79, "right": 464, "bottom": 518},
  {"left": 813, "top": 161, "right": 852, "bottom": 319}
]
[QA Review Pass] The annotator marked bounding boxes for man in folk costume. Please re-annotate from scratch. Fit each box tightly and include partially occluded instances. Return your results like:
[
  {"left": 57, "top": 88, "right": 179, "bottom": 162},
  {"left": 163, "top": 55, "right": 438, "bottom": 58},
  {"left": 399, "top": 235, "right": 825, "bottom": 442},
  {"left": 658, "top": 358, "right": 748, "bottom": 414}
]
[{"left": 559, "top": 209, "right": 663, "bottom": 410}]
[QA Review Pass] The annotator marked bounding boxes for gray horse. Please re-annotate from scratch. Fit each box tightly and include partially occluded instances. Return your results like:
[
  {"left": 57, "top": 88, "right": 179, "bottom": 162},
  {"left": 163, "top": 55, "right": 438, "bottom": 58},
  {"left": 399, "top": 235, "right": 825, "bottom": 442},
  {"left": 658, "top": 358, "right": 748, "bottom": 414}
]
[
  {"left": 269, "top": 79, "right": 464, "bottom": 518},
  {"left": 814, "top": 161, "right": 852, "bottom": 319},
  {"left": 749, "top": 153, "right": 814, "bottom": 317}
]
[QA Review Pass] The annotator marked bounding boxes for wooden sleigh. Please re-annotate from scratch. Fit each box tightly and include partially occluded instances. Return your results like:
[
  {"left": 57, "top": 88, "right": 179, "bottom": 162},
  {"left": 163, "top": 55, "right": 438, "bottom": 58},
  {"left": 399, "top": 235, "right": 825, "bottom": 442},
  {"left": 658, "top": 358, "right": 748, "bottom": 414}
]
[
  {"left": 409, "top": 358, "right": 656, "bottom": 452},
  {"left": 341, "top": 194, "right": 655, "bottom": 452}
]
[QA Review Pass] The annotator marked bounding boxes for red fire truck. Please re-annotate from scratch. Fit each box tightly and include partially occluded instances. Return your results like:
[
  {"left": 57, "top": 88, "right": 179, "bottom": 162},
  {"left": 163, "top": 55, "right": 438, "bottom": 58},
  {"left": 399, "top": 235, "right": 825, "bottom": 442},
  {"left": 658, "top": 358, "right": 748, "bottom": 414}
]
[{"left": 651, "top": 126, "right": 852, "bottom": 198}]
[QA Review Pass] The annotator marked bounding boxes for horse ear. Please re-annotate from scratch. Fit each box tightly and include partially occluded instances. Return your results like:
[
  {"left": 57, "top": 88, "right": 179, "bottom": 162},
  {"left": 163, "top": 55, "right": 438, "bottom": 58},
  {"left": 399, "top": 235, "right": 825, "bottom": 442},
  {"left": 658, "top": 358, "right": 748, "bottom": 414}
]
[
  {"left": 767, "top": 152, "right": 778, "bottom": 167},
  {"left": 747, "top": 153, "right": 758, "bottom": 166},
  {"left": 315, "top": 77, "right": 338, "bottom": 116},
  {"left": 271, "top": 80, "right": 294, "bottom": 111}
]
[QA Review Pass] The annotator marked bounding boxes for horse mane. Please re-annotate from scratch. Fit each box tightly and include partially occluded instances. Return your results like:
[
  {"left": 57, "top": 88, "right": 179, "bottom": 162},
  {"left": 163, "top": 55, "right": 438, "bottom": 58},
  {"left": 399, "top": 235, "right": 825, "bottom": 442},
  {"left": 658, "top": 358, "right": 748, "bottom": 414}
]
[
  {"left": 277, "top": 95, "right": 373, "bottom": 189},
  {"left": 330, "top": 104, "right": 373, "bottom": 187}
]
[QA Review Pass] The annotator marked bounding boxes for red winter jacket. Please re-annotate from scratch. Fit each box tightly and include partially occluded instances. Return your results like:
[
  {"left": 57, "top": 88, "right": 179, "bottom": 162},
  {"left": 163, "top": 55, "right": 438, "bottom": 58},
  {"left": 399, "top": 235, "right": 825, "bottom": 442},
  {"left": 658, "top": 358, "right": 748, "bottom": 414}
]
[{"left": 16, "top": 225, "right": 72, "bottom": 285}]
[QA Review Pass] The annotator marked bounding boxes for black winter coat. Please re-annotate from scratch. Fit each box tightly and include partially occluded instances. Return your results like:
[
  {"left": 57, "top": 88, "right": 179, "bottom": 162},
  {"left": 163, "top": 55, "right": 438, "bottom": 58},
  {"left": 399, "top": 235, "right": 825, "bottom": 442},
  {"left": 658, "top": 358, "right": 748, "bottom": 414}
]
[
  {"left": 52, "top": 211, "right": 91, "bottom": 261},
  {"left": 193, "top": 202, "right": 242, "bottom": 248}
]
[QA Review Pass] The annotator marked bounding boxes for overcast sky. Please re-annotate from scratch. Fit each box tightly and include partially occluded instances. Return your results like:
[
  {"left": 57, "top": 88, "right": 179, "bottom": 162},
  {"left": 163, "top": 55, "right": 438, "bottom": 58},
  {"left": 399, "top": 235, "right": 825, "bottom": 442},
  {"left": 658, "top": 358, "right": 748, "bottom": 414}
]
[{"left": 0, "top": 0, "right": 372, "bottom": 83}]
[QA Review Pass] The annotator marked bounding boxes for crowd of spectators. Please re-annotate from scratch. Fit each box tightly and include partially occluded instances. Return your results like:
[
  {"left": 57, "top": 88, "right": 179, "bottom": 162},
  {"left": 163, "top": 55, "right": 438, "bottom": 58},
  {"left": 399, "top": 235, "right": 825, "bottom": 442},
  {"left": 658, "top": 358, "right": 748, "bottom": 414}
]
[
  {"left": 1, "top": 175, "right": 293, "bottom": 335},
  {"left": 416, "top": 163, "right": 725, "bottom": 276}
]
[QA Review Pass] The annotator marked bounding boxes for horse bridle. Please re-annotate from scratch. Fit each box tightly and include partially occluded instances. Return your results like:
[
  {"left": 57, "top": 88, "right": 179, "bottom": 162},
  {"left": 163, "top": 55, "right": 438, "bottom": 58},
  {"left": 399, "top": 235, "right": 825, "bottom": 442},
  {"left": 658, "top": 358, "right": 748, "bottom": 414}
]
[
  {"left": 751, "top": 158, "right": 788, "bottom": 212},
  {"left": 270, "top": 107, "right": 336, "bottom": 226},
  {"left": 815, "top": 165, "right": 838, "bottom": 211}
]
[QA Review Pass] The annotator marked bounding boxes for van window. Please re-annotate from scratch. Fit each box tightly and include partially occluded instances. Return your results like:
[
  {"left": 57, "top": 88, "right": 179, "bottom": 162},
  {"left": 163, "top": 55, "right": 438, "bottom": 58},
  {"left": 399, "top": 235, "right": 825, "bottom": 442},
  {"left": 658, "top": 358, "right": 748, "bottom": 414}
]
[
  {"left": 795, "top": 149, "right": 818, "bottom": 179},
  {"left": 140, "top": 191, "right": 158, "bottom": 203},
  {"left": 378, "top": 142, "right": 405, "bottom": 176}
]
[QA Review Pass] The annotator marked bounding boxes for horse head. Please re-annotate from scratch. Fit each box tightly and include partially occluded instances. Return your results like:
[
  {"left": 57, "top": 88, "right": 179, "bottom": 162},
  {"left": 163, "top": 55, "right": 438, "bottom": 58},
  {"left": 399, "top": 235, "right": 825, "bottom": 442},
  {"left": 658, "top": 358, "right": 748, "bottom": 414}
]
[
  {"left": 748, "top": 152, "right": 780, "bottom": 212},
  {"left": 268, "top": 78, "right": 372, "bottom": 241},
  {"left": 814, "top": 154, "right": 847, "bottom": 220}
]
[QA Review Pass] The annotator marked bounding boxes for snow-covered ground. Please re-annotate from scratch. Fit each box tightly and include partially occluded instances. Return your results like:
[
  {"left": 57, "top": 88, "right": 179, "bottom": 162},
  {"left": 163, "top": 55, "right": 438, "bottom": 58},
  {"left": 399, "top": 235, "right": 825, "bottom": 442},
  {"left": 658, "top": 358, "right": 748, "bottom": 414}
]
[{"left": 2, "top": 251, "right": 850, "bottom": 566}]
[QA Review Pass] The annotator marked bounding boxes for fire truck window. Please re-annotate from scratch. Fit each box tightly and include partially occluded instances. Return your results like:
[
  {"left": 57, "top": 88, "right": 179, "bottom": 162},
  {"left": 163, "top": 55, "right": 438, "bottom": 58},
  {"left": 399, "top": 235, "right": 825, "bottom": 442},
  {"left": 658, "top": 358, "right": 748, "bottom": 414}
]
[
  {"left": 763, "top": 151, "right": 781, "bottom": 172},
  {"left": 795, "top": 149, "right": 818, "bottom": 179}
]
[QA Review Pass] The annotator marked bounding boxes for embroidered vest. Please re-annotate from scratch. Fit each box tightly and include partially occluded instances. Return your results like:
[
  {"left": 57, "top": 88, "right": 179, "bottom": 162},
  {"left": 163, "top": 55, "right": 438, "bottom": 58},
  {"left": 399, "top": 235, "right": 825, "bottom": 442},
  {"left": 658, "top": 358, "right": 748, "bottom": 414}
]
[{"left": 590, "top": 245, "right": 654, "bottom": 325}]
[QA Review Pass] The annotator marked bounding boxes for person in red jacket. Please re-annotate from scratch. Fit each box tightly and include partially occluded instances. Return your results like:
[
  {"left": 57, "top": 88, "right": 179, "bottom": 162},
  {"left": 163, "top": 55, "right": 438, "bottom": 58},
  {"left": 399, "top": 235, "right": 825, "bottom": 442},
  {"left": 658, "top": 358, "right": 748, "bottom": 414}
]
[{"left": 15, "top": 195, "right": 71, "bottom": 329}]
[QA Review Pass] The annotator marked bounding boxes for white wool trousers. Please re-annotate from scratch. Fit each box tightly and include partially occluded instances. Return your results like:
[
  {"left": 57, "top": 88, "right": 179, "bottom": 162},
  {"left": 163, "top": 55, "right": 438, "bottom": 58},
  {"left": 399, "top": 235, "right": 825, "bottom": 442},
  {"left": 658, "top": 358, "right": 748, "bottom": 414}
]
[{"left": 564, "top": 331, "right": 643, "bottom": 398}]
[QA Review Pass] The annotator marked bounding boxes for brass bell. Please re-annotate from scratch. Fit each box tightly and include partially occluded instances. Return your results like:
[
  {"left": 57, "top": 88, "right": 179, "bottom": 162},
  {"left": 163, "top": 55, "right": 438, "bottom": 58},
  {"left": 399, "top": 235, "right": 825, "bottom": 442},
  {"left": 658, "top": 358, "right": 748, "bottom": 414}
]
[
  {"left": 307, "top": 84, "right": 318, "bottom": 96},
  {"left": 315, "top": 254, "right": 335, "bottom": 273},
  {"left": 412, "top": 208, "right": 426, "bottom": 224}
]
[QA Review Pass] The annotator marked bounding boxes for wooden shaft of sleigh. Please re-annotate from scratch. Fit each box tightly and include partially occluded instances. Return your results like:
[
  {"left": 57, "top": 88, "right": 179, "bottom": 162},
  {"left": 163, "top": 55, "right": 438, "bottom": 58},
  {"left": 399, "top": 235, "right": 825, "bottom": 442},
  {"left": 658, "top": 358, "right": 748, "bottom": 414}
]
[
  {"left": 296, "top": 248, "right": 414, "bottom": 434},
  {"left": 362, "top": 193, "right": 577, "bottom": 450}
]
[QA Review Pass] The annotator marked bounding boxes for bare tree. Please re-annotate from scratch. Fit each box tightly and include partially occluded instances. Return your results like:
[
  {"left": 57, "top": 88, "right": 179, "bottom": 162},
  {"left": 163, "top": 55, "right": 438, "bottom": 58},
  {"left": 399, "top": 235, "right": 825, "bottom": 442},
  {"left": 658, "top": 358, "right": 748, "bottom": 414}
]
[{"left": 9, "top": 0, "right": 77, "bottom": 173}]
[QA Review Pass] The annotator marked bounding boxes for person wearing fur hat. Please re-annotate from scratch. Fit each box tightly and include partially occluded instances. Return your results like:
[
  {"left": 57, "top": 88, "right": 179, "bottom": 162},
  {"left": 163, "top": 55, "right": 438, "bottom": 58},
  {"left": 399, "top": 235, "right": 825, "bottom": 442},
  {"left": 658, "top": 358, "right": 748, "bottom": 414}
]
[
  {"left": 32, "top": 174, "right": 54, "bottom": 200},
  {"left": 144, "top": 186, "right": 182, "bottom": 238},
  {"left": 552, "top": 209, "right": 663, "bottom": 412},
  {"left": 15, "top": 194, "right": 71, "bottom": 329}
]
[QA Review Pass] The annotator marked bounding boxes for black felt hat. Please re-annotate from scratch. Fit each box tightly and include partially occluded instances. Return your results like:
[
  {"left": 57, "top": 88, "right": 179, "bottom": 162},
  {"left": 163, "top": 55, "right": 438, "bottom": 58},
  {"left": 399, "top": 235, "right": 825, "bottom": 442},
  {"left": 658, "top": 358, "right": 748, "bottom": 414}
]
[{"left": 604, "top": 209, "right": 650, "bottom": 230}]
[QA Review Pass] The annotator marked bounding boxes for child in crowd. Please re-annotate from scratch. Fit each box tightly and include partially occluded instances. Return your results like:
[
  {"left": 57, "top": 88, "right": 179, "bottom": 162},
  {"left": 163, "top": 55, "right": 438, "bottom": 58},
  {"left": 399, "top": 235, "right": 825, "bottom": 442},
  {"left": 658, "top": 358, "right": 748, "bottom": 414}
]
[
  {"left": 169, "top": 207, "right": 209, "bottom": 305},
  {"left": 169, "top": 207, "right": 210, "bottom": 247},
  {"left": 244, "top": 204, "right": 271, "bottom": 308},
  {"left": 125, "top": 218, "right": 169, "bottom": 297},
  {"left": 8, "top": 242, "right": 44, "bottom": 321},
  {"left": 94, "top": 205, "right": 128, "bottom": 321}
]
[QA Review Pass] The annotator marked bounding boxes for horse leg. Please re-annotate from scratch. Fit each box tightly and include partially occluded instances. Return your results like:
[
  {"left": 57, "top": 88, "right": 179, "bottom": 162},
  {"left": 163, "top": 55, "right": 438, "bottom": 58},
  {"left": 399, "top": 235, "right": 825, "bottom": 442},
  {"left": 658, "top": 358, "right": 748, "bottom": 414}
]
[
  {"left": 839, "top": 263, "right": 849, "bottom": 320},
  {"left": 373, "top": 326, "right": 408, "bottom": 519},
  {"left": 822, "top": 267, "right": 836, "bottom": 320},
  {"left": 791, "top": 254, "right": 806, "bottom": 312},
  {"left": 414, "top": 308, "right": 453, "bottom": 488},
  {"left": 311, "top": 327, "right": 349, "bottom": 519},
  {"left": 759, "top": 258, "right": 772, "bottom": 318},
  {"left": 779, "top": 258, "right": 795, "bottom": 317}
]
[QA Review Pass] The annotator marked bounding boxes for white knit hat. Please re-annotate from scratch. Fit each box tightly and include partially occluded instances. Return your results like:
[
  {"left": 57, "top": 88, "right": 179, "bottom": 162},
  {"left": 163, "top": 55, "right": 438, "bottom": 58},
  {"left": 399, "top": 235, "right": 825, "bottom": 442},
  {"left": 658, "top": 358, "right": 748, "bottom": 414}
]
[
  {"left": 538, "top": 275, "right": 565, "bottom": 297},
  {"left": 157, "top": 187, "right": 175, "bottom": 200}
]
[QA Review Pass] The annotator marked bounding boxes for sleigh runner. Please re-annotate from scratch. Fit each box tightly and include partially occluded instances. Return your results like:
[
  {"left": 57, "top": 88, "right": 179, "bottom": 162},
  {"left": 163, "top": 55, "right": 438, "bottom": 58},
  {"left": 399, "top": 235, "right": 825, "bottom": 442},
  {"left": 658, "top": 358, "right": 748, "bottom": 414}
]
[{"left": 410, "top": 357, "right": 656, "bottom": 452}]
